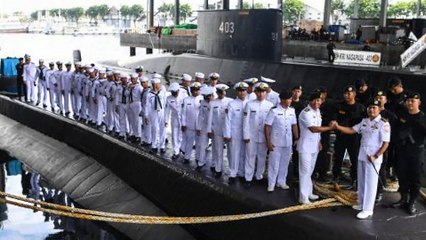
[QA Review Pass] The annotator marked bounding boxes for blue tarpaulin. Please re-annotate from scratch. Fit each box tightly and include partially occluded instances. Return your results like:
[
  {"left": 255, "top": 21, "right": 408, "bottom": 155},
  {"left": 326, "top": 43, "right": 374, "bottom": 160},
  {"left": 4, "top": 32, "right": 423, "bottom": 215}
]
[
  {"left": 6, "top": 159, "right": 22, "bottom": 176},
  {"left": 1, "top": 58, "right": 19, "bottom": 77}
]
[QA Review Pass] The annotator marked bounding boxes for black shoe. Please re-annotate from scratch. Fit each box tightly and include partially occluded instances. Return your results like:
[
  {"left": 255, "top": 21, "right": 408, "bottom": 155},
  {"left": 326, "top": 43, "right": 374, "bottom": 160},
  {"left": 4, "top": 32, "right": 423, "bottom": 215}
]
[
  {"left": 118, "top": 135, "right": 125, "bottom": 140},
  {"left": 244, "top": 181, "right": 252, "bottom": 189},
  {"left": 150, "top": 148, "right": 158, "bottom": 153},
  {"left": 160, "top": 148, "right": 166, "bottom": 153},
  {"left": 65, "top": 111, "right": 70, "bottom": 116},
  {"left": 183, "top": 159, "right": 190, "bottom": 164},
  {"left": 59, "top": 111, "right": 63, "bottom": 115},
  {"left": 51, "top": 107, "right": 55, "bottom": 112},
  {"left": 35, "top": 101, "right": 40, "bottom": 106},
  {"left": 391, "top": 195, "right": 408, "bottom": 209},
  {"left": 43, "top": 104, "right": 47, "bottom": 108},
  {"left": 375, "top": 193, "right": 383, "bottom": 203},
  {"left": 195, "top": 165, "right": 204, "bottom": 171},
  {"left": 210, "top": 166, "right": 216, "bottom": 172},
  {"left": 228, "top": 177, "right": 236, "bottom": 185},
  {"left": 214, "top": 171, "right": 222, "bottom": 178},
  {"left": 180, "top": 149, "right": 185, "bottom": 155},
  {"left": 407, "top": 203, "right": 417, "bottom": 215},
  {"left": 171, "top": 154, "right": 179, "bottom": 160},
  {"left": 135, "top": 137, "right": 141, "bottom": 143}
]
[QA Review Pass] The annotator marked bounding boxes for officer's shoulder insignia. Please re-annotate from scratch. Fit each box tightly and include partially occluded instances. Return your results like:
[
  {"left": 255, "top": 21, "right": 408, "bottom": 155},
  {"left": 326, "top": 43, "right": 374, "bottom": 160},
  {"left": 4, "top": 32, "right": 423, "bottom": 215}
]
[
  {"left": 244, "top": 112, "right": 248, "bottom": 116},
  {"left": 399, "top": 118, "right": 406, "bottom": 123},
  {"left": 271, "top": 106, "right": 277, "bottom": 109},
  {"left": 380, "top": 118, "right": 388, "bottom": 123},
  {"left": 339, "top": 110, "right": 346, "bottom": 115},
  {"left": 225, "top": 109, "right": 228, "bottom": 114},
  {"left": 304, "top": 108, "right": 310, "bottom": 112}
]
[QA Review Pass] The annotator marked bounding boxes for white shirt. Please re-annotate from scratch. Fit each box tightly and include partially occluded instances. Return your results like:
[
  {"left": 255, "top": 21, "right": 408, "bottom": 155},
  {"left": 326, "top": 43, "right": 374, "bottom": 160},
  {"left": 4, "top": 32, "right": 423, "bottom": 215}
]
[
  {"left": 298, "top": 105, "right": 322, "bottom": 153},
  {"left": 224, "top": 98, "right": 247, "bottom": 139},
  {"left": 23, "top": 62, "right": 37, "bottom": 82},
  {"left": 352, "top": 115, "right": 391, "bottom": 162},
  {"left": 181, "top": 95, "right": 202, "bottom": 130},
  {"left": 145, "top": 88, "right": 167, "bottom": 117},
  {"left": 243, "top": 99, "right": 274, "bottom": 142},
  {"left": 197, "top": 99, "right": 211, "bottom": 132},
  {"left": 61, "top": 71, "right": 73, "bottom": 92},
  {"left": 208, "top": 97, "right": 233, "bottom": 136},
  {"left": 265, "top": 105, "right": 297, "bottom": 147},
  {"left": 266, "top": 90, "right": 280, "bottom": 106},
  {"left": 165, "top": 95, "right": 182, "bottom": 125},
  {"left": 128, "top": 84, "right": 143, "bottom": 103}
]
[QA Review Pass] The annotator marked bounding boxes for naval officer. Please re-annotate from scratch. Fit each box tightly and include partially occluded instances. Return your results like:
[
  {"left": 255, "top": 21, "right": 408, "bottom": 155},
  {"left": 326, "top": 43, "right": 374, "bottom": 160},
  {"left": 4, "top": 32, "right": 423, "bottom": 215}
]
[
  {"left": 264, "top": 90, "right": 299, "bottom": 192},
  {"left": 332, "top": 99, "right": 390, "bottom": 219},
  {"left": 165, "top": 82, "right": 183, "bottom": 160},
  {"left": 35, "top": 59, "right": 48, "bottom": 107},
  {"left": 243, "top": 82, "right": 274, "bottom": 188},
  {"left": 298, "top": 92, "right": 333, "bottom": 204},
  {"left": 22, "top": 54, "right": 37, "bottom": 103},
  {"left": 224, "top": 82, "right": 249, "bottom": 184}
]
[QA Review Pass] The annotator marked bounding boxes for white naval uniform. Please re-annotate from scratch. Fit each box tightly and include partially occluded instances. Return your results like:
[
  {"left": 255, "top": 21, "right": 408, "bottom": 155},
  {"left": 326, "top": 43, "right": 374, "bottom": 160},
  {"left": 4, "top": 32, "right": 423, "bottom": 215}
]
[
  {"left": 264, "top": 105, "right": 297, "bottom": 189},
  {"left": 224, "top": 98, "right": 247, "bottom": 178},
  {"left": 35, "top": 66, "right": 48, "bottom": 105},
  {"left": 243, "top": 99, "right": 274, "bottom": 181},
  {"left": 46, "top": 69, "right": 56, "bottom": 109},
  {"left": 178, "top": 86, "right": 190, "bottom": 153},
  {"left": 115, "top": 83, "right": 129, "bottom": 137},
  {"left": 79, "top": 75, "right": 89, "bottom": 120},
  {"left": 141, "top": 87, "right": 151, "bottom": 144},
  {"left": 181, "top": 95, "right": 202, "bottom": 160},
  {"left": 23, "top": 62, "right": 37, "bottom": 102},
  {"left": 196, "top": 99, "right": 211, "bottom": 167},
  {"left": 145, "top": 89, "right": 167, "bottom": 149},
  {"left": 70, "top": 72, "right": 82, "bottom": 117},
  {"left": 52, "top": 70, "right": 63, "bottom": 111},
  {"left": 208, "top": 97, "right": 233, "bottom": 173},
  {"left": 352, "top": 115, "right": 390, "bottom": 213},
  {"left": 91, "top": 79, "right": 104, "bottom": 126},
  {"left": 266, "top": 90, "right": 280, "bottom": 106},
  {"left": 297, "top": 105, "right": 322, "bottom": 203},
  {"left": 61, "top": 70, "right": 72, "bottom": 114},
  {"left": 104, "top": 81, "right": 117, "bottom": 132},
  {"left": 165, "top": 95, "right": 182, "bottom": 155},
  {"left": 128, "top": 84, "right": 143, "bottom": 138}
]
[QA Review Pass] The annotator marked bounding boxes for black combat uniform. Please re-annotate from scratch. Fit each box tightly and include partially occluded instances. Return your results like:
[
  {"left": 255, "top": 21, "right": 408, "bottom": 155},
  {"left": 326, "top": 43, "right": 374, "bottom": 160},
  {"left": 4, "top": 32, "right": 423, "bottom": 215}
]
[
  {"left": 15, "top": 58, "right": 26, "bottom": 101},
  {"left": 332, "top": 87, "right": 365, "bottom": 184},
  {"left": 290, "top": 85, "right": 306, "bottom": 179},
  {"left": 393, "top": 93, "right": 426, "bottom": 214},
  {"left": 355, "top": 79, "right": 378, "bottom": 107}
]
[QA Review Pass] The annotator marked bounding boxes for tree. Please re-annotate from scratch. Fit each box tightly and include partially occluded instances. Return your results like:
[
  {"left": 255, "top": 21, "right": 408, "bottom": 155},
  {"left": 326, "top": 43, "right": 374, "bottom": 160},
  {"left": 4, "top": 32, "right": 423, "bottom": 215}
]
[
  {"left": 86, "top": 6, "right": 98, "bottom": 23},
  {"left": 129, "top": 4, "right": 144, "bottom": 26},
  {"left": 158, "top": 3, "right": 174, "bottom": 16},
  {"left": 282, "top": 0, "right": 305, "bottom": 24},
  {"left": 388, "top": 0, "right": 414, "bottom": 17},
  {"left": 30, "top": 11, "right": 38, "bottom": 21},
  {"left": 344, "top": 0, "right": 380, "bottom": 18},
  {"left": 67, "top": 7, "right": 85, "bottom": 23},
  {"left": 97, "top": 4, "right": 110, "bottom": 21},
  {"left": 331, "top": 0, "right": 345, "bottom": 22},
  {"left": 241, "top": 2, "right": 265, "bottom": 9},
  {"left": 180, "top": 4, "right": 192, "bottom": 22},
  {"left": 49, "top": 9, "right": 60, "bottom": 17}
]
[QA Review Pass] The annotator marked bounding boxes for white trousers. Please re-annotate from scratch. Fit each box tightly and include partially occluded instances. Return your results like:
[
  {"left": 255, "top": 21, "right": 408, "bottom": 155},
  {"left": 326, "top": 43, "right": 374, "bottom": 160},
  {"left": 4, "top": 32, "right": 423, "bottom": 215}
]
[
  {"left": 170, "top": 117, "right": 181, "bottom": 155},
  {"left": 183, "top": 129, "right": 196, "bottom": 160},
  {"left": 128, "top": 101, "right": 141, "bottom": 137},
  {"left": 268, "top": 146, "right": 292, "bottom": 189},
  {"left": 150, "top": 110, "right": 166, "bottom": 149},
  {"left": 94, "top": 96, "right": 104, "bottom": 125},
  {"left": 37, "top": 80, "right": 48, "bottom": 105},
  {"left": 71, "top": 92, "right": 81, "bottom": 117},
  {"left": 118, "top": 103, "right": 129, "bottom": 136},
  {"left": 245, "top": 141, "right": 268, "bottom": 181},
  {"left": 299, "top": 152, "right": 319, "bottom": 203},
  {"left": 358, "top": 159, "right": 382, "bottom": 212},
  {"left": 63, "top": 92, "right": 70, "bottom": 113},
  {"left": 228, "top": 138, "right": 245, "bottom": 178},
  {"left": 196, "top": 131, "right": 210, "bottom": 167},
  {"left": 25, "top": 80, "right": 35, "bottom": 102},
  {"left": 105, "top": 100, "right": 116, "bottom": 131},
  {"left": 48, "top": 88, "right": 56, "bottom": 110},
  {"left": 55, "top": 90, "right": 63, "bottom": 112},
  {"left": 212, "top": 134, "right": 225, "bottom": 172}
]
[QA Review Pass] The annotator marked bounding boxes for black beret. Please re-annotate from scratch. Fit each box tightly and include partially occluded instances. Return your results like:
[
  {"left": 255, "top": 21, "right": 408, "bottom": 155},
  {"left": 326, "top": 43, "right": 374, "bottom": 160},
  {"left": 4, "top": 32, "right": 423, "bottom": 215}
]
[
  {"left": 309, "top": 91, "right": 322, "bottom": 101},
  {"left": 366, "top": 99, "right": 381, "bottom": 107},
  {"left": 279, "top": 90, "right": 293, "bottom": 100},
  {"left": 344, "top": 85, "right": 356, "bottom": 92},
  {"left": 406, "top": 92, "right": 421, "bottom": 100},
  {"left": 388, "top": 77, "right": 402, "bottom": 89}
]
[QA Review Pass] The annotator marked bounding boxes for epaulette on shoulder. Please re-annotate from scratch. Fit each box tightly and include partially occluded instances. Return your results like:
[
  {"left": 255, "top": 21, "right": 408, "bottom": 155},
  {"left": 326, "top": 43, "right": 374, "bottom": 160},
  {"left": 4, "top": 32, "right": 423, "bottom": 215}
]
[
  {"left": 304, "top": 108, "right": 310, "bottom": 112},
  {"left": 271, "top": 106, "right": 277, "bottom": 109},
  {"left": 380, "top": 118, "right": 388, "bottom": 122}
]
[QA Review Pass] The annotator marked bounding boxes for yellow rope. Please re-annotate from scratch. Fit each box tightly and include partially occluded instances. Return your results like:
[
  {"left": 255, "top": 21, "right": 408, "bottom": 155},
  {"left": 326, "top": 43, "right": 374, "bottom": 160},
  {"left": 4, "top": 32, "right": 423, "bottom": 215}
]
[{"left": 0, "top": 182, "right": 355, "bottom": 225}]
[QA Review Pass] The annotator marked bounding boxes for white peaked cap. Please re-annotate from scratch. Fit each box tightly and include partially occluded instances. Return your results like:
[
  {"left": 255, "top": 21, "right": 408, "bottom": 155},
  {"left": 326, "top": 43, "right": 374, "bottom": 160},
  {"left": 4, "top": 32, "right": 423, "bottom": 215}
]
[
  {"left": 152, "top": 73, "right": 162, "bottom": 79},
  {"left": 131, "top": 73, "right": 139, "bottom": 78},
  {"left": 254, "top": 82, "right": 269, "bottom": 90},
  {"left": 139, "top": 76, "right": 149, "bottom": 82},
  {"left": 107, "top": 72, "right": 113, "bottom": 76},
  {"left": 99, "top": 69, "right": 106, "bottom": 74},
  {"left": 169, "top": 82, "right": 180, "bottom": 92},
  {"left": 151, "top": 78, "right": 161, "bottom": 84},
  {"left": 260, "top": 76, "right": 276, "bottom": 83},
  {"left": 215, "top": 83, "right": 229, "bottom": 91},
  {"left": 195, "top": 72, "right": 205, "bottom": 78},
  {"left": 209, "top": 72, "right": 220, "bottom": 79},
  {"left": 243, "top": 77, "right": 259, "bottom": 84},
  {"left": 182, "top": 73, "right": 192, "bottom": 81},
  {"left": 87, "top": 68, "right": 95, "bottom": 73},
  {"left": 200, "top": 86, "right": 214, "bottom": 95},
  {"left": 233, "top": 82, "right": 249, "bottom": 90},
  {"left": 112, "top": 70, "right": 120, "bottom": 74}
]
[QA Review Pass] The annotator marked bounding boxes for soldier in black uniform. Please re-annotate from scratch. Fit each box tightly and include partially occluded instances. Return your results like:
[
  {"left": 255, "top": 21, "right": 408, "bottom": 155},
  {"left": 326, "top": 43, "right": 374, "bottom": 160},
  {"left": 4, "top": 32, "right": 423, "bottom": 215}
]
[
  {"left": 332, "top": 86, "right": 366, "bottom": 187},
  {"left": 15, "top": 57, "right": 26, "bottom": 101},
  {"left": 391, "top": 92, "right": 426, "bottom": 215},
  {"left": 354, "top": 78, "right": 377, "bottom": 107},
  {"left": 385, "top": 77, "right": 410, "bottom": 114}
]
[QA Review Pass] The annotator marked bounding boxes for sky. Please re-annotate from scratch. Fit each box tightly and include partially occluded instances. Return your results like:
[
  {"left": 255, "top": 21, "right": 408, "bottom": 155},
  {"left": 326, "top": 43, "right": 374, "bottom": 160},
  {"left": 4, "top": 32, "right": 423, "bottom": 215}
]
[{"left": 0, "top": 0, "right": 324, "bottom": 15}]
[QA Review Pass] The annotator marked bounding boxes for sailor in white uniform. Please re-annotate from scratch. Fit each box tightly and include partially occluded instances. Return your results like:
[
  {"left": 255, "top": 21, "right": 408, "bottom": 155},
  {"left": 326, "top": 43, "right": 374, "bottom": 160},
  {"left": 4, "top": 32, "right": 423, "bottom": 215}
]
[
  {"left": 264, "top": 90, "right": 299, "bottom": 192},
  {"left": 224, "top": 82, "right": 249, "bottom": 184},
  {"left": 243, "top": 82, "right": 274, "bottom": 187},
  {"left": 145, "top": 77, "right": 167, "bottom": 152},
  {"left": 70, "top": 62, "right": 82, "bottom": 118},
  {"left": 22, "top": 55, "right": 37, "bottom": 103},
  {"left": 208, "top": 72, "right": 220, "bottom": 99},
  {"left": 45, "top": 62, "right": 56, "bottom": 110},
  {"left": 332, "top": 100, "right": 390, "bottom": 219},
  {"left": 297, "top": 92, "right": 333, "bottom": 204},
  {"left": 165, "top": 82, "right": 183, "bottom": 159},
  {"left": 104, "top": 72, "right": 117, "bottom": 133},
  {"left": 35, "top": 59, "right": 48, "bottom": 107},
  {"left": 181, "top": 82, "right": 203, "bottom": 163},
  {"left": 195, "top": 86, "right": 214, "bottom": 170},
  {"left": 52, "top": 61, "right": 64, "bottom": 113},
  {"left": 261, "top": 76, "right": 280, "bottom": 106},
  {"left": 140, "top": 76, "right": 151, "bottom": 145},
  {"left": 127, "top": 73, "right": 143, "bottom": 142},
  {"left": 194, "top": 72, "right": 206, "bottom": 87},
  {"left": 207, "top": 84, "right": 232, "bottom": 177},
  {"left": 243, "top": 77, "right": 258, "bottom": 101},
  {"left": 61, "top": 62, "right": 73, "bottom": 116},
  {"left": 115, "top": 74, "right": 130, "bottom": 139}
]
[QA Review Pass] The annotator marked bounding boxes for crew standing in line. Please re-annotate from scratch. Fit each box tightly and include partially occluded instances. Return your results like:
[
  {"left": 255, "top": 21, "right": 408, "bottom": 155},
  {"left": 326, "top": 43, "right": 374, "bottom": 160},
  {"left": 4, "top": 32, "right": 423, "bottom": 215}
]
[
  {"left": 298, "top": 92, "right": 333, "bottom": 204},
  {"left": 243, "top": 82, "right": 274, "bottom": 188},
  {"left": 23, "top": 54, "right": 37, "bottom": 103},
  {"left": 264, "top": 90, "right": 298, "bottom": 192},
  {"left": 165, "top": 82, "right": 183, "bottom": 160},
  {"left": 145, "top": 77, "right": 167, "bottom": 152},
  {"left": 15, "top": 57, "right": 26, "bottom": 101},
  {"left": 332, "top": 99, "right": 390, "bottom": 219},
  {"left": 224, "top": 82, "right": 249, "bottom": 184},
  {"left": 391, "top": 92, "right": 426, "bottom": 215},
  {"left": 35, "top": 59, "right": 48, "bottom": 108},
  {"left": 196, "top": 86, "right": 214, "bottom": 170}
]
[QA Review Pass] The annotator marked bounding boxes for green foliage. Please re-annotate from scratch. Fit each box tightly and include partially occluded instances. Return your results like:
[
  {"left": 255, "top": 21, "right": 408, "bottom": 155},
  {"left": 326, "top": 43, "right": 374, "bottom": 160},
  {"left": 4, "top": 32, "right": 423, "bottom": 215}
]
[
  {"left": 180, "top": 4, "right": 193, "bottom": 21},
  {"left": 30, "top": 11, "right": 38, "bottom": 21},
  {"left": 157, "top": 3, "right": 192, "bottom": 21},
  {"left": 67, "top": 7, "right": 85, "bottom": 23},
  {"left": 282, "top": 0, "right": 305, "bottom": 23},
  {"left": 120, "top": 5, "right": 131, "bottom": 17},
  {"left": 344, "top": 0, "right": 380, "bottom": 18},
  {"left": 241, "top": 2, "right": 265, "bottom": 9}
]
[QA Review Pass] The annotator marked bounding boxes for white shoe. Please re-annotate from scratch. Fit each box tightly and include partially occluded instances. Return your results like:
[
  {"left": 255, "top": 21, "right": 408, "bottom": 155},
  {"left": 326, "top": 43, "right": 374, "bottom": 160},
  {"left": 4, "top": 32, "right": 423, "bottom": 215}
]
[
  {"left": 352, "top": 205, "right": 362, "bottom": 211},
  {"left": 267, "top": 186, "right": 274, "bottom": 192},
  {"left": 356, "top": 211, "right": 373, "bottom": 219},
  {"left": 277, "top": 183, "right": 290, "bottom": 190},
  {"left": 299, "top": 200, "right": 311, "bottom": 205},
  {"left": 308, "top": 194, "right": 319, "bottom": 201}
]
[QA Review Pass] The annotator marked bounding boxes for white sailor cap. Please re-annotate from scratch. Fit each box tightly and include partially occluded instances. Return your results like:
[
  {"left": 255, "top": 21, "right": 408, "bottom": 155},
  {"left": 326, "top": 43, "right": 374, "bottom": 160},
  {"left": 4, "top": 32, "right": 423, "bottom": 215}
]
[
  {"left": 209, "top": 72, "right": 220, "bottom": 79},
  {"left": 65, "top": 62, "right": 72, "bottom": 66},
  {"left": 112, "top": 70, "right": 120, "bottom": 74},
  {"left": 195, "top": 72, "right": 205, "bottom": 79},
  {"left": 182, "top": 73, "right": 192, "bottom": 81},
  {"left": 106, "top": 72, "right": 113, "bottom": 77},
  {"left": 254, "top": 82, "right": 269, "bottom": 91},
  {"left": 48, "top": 62, "right": 55, "bottom": 66},
  {"left": 84, "top": 64, "right": 92, "bottom": 68},
  {"left": 135, "top": 66, "right": 144, "bottom": 72},
  {"left": 120, "top": 74, "right": 130, "bottom": 79},
  {"left": 151, "top": 78, "right": 161, "bottom": 84},
  {"left": 169, "top": 82, "right": 180, "bottom": 92},
  {"left": 260, "top": 76, "right": 276, "bottom": 84},
  {"left": 243, "top": 77, "right": 258, "bottom": 85},
  {"left": 190, "top": 82, "right": 202, "bottom": 90},
  {"left": 200, "top": 86, "right": 215, "bottom": 95},
  {"left": 234, "top": 82, "right": 249, "bottom": 91},
  {"left": 152, "top": 73, "right": 162, "bottom": 79},
  {"left": 215, "top": 83, "right": 229, "bottom": 92},
  {"left": 75, "top": 61, "right": 82, "bottom": 66},
  {"left": 139, "top": 76, "right": 149, "bottom": 82},
  {"left": 99, "top": 69, "right": 106, "bottom": 74},
  {"left": 131, "top": 73, "right": 139, "bottom": 78},
  {"left": 39, "top": 59, "right": 44, "bottom": 62},
  {"left": 56, "top": 61, "right": 63, "bottom": 65},
  {"left": 87, "top": 68, "right": 95, "bottom": 73},
  {"left": 24, "top": 54, "right": 31, "bottom": 59}
]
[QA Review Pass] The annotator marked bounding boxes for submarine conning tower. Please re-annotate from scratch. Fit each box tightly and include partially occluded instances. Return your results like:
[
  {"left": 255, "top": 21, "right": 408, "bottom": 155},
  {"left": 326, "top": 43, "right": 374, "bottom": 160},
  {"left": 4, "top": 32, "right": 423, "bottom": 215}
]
[{"left": 196, "top": 9, "right": 283, "bottom": 62}]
